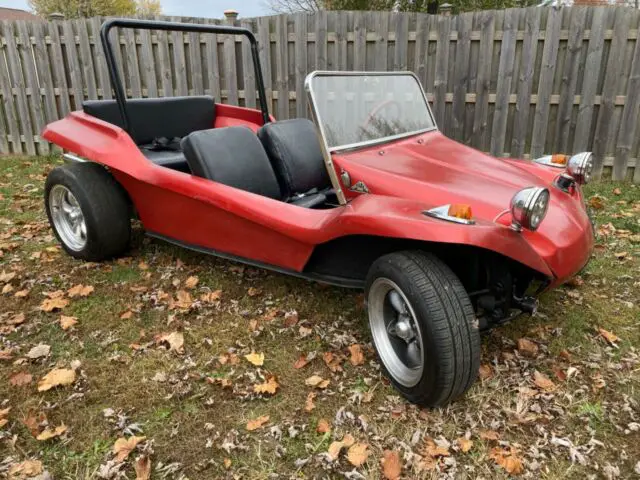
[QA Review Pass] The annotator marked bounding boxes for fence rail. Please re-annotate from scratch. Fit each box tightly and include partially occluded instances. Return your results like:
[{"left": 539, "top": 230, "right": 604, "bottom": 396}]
[{"left": 1, "top": 6, "right": 640, "bottom": 181}]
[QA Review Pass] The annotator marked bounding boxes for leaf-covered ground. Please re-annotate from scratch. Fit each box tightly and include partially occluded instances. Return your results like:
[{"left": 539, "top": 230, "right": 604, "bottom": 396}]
[{"left": 0, "top": 156, "right": 639, "bottom": 479}]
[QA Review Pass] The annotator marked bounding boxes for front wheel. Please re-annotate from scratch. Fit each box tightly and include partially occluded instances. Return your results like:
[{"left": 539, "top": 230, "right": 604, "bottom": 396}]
[{"left": 365, "top": 251, "right": 480, "bottom": 407}]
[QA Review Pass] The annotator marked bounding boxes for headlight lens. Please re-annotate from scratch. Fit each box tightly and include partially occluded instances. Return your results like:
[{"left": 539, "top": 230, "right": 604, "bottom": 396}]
[
  {"left": 567, "top": 152, "right": 593, "bottom": 185},
  {"left": 510, "top": 187, "right": 550, "bottom": 232}
]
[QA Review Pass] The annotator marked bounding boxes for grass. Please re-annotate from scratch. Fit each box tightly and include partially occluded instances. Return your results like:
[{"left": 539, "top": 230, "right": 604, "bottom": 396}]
[{"left": 0, "top": 155, "right": 638, "bottom": 479}]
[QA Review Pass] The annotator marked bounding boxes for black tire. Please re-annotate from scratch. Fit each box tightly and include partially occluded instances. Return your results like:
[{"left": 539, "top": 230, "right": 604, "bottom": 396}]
[
  {"left": 365, "top": 251, "right": 480, "bottom": 407},
  {"left": 44, "top": 162, "right": 131, "bottom": 261}
]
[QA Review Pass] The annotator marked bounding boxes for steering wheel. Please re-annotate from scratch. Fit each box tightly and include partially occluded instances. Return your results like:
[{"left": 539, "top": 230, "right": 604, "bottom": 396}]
[{"left": 360, "top": 99, "right": 401, "bottom": 132}]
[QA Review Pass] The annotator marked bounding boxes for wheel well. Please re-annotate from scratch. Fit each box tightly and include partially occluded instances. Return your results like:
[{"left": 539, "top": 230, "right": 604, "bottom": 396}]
[{"left": 303, "top": 234, "right": 547, "bottom": 295}]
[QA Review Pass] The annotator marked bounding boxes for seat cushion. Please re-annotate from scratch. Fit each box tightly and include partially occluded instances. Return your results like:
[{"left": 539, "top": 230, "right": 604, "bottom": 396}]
[
  {"left": 140, "top": 148, "right": 190, "bottom": 173},
  {"left": 181, "top": 127, "right": 282, "bottom": 200},
  {"left": 257, "top": 119, "right": 331, "bottom": 198},
  {"left": 83, "top": 96, "right": 216, "bottom": 145}
]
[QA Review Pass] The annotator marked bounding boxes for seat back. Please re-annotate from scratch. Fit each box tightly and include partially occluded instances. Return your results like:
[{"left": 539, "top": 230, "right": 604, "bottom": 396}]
[
  {"left": 82, "top": 96, "right": 216, "bottom": 145},
  {"left": 257, "top": 119, "right": 331, "bottom": 198},
  {"left": 181, "top": 127, "right": 282, "bottom": 200}
]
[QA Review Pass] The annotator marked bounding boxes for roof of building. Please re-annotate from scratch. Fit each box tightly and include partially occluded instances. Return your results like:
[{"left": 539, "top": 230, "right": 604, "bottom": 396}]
[{"left": 0, "top": 7, "right": 41, "bottom": 21}]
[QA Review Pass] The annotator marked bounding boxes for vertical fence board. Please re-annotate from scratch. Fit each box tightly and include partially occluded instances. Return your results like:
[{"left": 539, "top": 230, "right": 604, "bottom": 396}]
[
  {"left": 315, "top": 11, "right": 328, "bottom": 70},
  {"left": 295, "top": 13, "right": 308, "bottom": 119},
  {"left": 138, "top": 28, "right": 158, "bottom": 97},
  {"left": 204, "top": 25, "right": 221, "bottom": 101},
  {"left": 77, "top": 19, "right": 98, "bottom": 100},
  {"left": 2, "top": 21, "right": 35, "bottom": 154},
  {"left": 172, "top": 26, "right": 188, "bottom": 96},
  {"left": 30, "top": 22, "right": 57, "bottom": 123},
  {"left": 472, "top": 12, "right": 495, "bottom": 151},
  {"left": 375, "top": 12, "right": 388, "bottom": 70},
  {"left": 275, "top": 15, "right": 289, "bottom": 119},
  {"left": 156, "top": 29, "right": 173, "bottom": 97},
  {"left": 188, "top": 30, "right": 204, "bottom": 96},
  {"left": 62, "top": 21, "right": 85, "bottom": 108},
  {"left": 615, "top": 34, "right": 640, "bottom": 180},
  {"left": 593, "top": 9, "right": 631, "bottom": 178},
  {"left": 257, "top": 16, "right": 272, "bottom": 112},
  {"left": 451, "top": 13, "right": 471, "bottom": 142},
  {"left": 91, "top": 17, "right": 112, "bottom": 100},
  {"left": 491, "top": 9, "right": 518, "bottom": 156},
  {"left": 241, "top": 19, "right": 256, "bottom": 108},
  {"left": 354, "top": 12, "right": 366, "bottom": 71},
  {"left": 47, "top": 20, "right": 72, "bottom": 114},
  {"left": 336, "top": 12, "right": 348, "bottom": 71},
  {"left": 434, "top": 15, "right": 451, "bottom": 127},
  {"left": 0, "top": 37, "right": 15, "bottom": 153}
]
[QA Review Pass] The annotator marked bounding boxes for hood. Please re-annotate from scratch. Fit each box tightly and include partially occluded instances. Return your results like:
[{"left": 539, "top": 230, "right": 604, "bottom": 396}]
[{"left": 338, "top": 130, "right": 546, "bottom": 221}]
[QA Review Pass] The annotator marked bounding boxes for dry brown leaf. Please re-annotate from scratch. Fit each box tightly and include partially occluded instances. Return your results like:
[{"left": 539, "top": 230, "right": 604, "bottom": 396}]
[
  {"left": 588, "top": 195, "right": 605, "bottom": 210},
  {"left": 7, "top": 312, "right": 25, "bottom": 326},
  {"left": 0, "top": 270, "right": 16, "bottom": 283},
  {"left": 348, "top": 344, "right": 365, "bottom": 366},
  {"left": 170, "top": 290, "right": 193, "bottom": 310},
  {"left": 8, "top": 460, "right": 43, "bottom": 478},
  {"left": 40, "top": 296, "right": 69, "bottom": 312},
  {"left": 316, "top": 418, "right": 331, "bottom": 433},
  {"left": 613, "top": 187, "right": 622, "bottom": 195},
  {"left": 304, "top": 391, "right": 316, "bottom": 412},
  {"left": 134, "top": 455, "right": 151, "bottom": 480},
  {"left": 479, "top": 430, "right": 500, "bottom": 441},
  {"left": 517, "top": 338, "right": 539, "bottom": 357},
  {"left": 327, "top": 433, "right": 355, "bottom": 460},
  {"left": 381, "top": 450, "right": 402, "bottom": 480},
  {"left": 60, "top": 315, "right": 78, "bottom": 330},
  {"left": 489, "top": 447, "right": 524, "bottom": 476},
  {"left": 37, "top": 368, "right": 76, "bottom": 391},
  {"left": 36, "top": 423, "right": 67, "bottom": 441},
  {"left": 479, "top": 364, "right": 494, "bottom": 380},
  {"left": 323, "top": 351, "right": 343, "bottom": 372},
  {"left": 67, "top": 284, "right": 94, "bottom": 298},
  {"left": 245, "top": 351, "right": 264, "bottom": 366},
  {"left": 201, "top": 290, "right": 222, "bottom": 303},
  {"left": 614, "top": 251, "right": 628, "bottom": 260},
  {"left": 598, "top": 327, "right": 620, "bottom": 345},
  {"left": 283, "top": 310, "right": 299, "bottom": 327},
  {"left": 293, "top": 354, "right": 311, "bottom": 369},
  {"left": 9, "top": 371, "right": 32, "bottom": 387},
  {"left": 247, "top": 287, "right": 262, "bottom": 297},
  {"left": 305, "top": 375, "right": 330, "bottom": 389},
  {"left": 113, "top": 436, "right": 146, "bottom": 462},
  {"left": 298, "top": 325, "right": 313, "bottom": 338},
  {"left": 218, "top": 352, "right": 239, "bottom": 365},
  {"left": 14, "top": 288, "right": 30, "bottom": 298},
  {"left": 223, "top": 457, "right": 232, "bottom": 469},
  {"left": 456, "top": 436, "right": 473, "bottom": 453},
  {"left": 138, "top": 261, "right": 149, "bottom": 270},
  {"left": 22, "top": 411, "right": 45, "bottom": 436},
  {"left": 2, "top": 283, "right": 14, "bottom": 294},
  {"left": 155, "top": 331, "right": 184, "bottom": 354},
  {"left": 347, "top": 443, "right": 369, "bottom": 467},
  {"left": 533, "top": 370, "right": 556, "bottom": 391},
  {"left": 26, "top": 344, "right": 50, "bottom": 359},
  {"left": 0, "top": 349, "right": 14, "bottom": 361},
  {"left": 184, "top": 276, "right": 199, "bottom": 289},
  {"left": 254, "top": 376, "right": 279, "bottom": 395},
  {"left": 120, "top": 310, "right": 133, "bottom": 320},
  {"left": 246, "top": 415, "right": 269, "bottom": 431},
  {"left": 420, "top": 437, "right": 450, "bottom": 458},
  {"left": 0, "top": 407, "right": 10, "bottom": 428}
]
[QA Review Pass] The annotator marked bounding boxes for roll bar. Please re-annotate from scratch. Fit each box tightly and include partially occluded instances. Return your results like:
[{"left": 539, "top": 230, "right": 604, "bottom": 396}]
[{"left": 99, "top": 18, "right": 271, "bottom": 135}]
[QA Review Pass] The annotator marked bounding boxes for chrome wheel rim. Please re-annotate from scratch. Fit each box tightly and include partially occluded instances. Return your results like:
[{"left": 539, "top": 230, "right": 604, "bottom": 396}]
[
  {"left": 49, "top": 185, "right": 87, "bottom": 251},
  {"left": 368, "top": 278, "right": 424, "bottom": 387}
]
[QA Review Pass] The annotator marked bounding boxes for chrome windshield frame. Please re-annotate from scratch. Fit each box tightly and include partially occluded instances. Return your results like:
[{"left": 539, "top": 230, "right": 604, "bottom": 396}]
[{"left": 304, "top": 70, "right": 439, "bottom": 154}]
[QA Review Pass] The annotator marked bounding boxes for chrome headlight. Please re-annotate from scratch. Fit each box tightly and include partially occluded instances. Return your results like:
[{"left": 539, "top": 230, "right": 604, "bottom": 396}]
[
  {"left": 510, "top": 187, "right": 550, "bottom": 232},
  {"left": 567, "top": 152, "right": 593, "bottom": 185}
]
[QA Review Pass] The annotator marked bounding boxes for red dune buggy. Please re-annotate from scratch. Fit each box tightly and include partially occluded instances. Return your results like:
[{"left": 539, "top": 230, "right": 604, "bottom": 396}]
[{"left": 42, "top": 19, "right": 594, "bottom": 407}]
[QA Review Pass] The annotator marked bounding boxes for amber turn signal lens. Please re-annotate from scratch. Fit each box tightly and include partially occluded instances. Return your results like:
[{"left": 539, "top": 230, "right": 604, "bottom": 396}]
[
  {"left": 448, "top": 204, "right": 473, "bottom": 220},
  {"left": 551, "top": 154, "right": 568, "bottom": 165}
]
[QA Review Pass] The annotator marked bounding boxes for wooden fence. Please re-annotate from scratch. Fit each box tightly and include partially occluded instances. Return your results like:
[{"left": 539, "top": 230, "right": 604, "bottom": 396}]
[{"left": 1, "top": 7, "right": 640, "bottom": 181}]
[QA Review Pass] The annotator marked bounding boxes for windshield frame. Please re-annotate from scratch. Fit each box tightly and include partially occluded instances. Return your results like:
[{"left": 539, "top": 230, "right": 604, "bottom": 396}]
[{"left": 304, "top": 71, "right": 438, "bottom": 153}]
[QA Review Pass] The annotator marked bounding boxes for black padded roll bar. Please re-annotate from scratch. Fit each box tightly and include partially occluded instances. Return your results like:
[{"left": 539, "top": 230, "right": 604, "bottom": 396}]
[{"left": 99, "top": 18, "right": 271, "bottom": 135}]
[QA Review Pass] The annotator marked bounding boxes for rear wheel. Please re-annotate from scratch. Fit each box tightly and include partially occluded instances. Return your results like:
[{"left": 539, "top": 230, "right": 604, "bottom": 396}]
[
  {"left": 365, "top": 251, "right": 480, "bottom": 407},
  {"left": 45, "top": 163, "right": 131, "bottom": 261}
]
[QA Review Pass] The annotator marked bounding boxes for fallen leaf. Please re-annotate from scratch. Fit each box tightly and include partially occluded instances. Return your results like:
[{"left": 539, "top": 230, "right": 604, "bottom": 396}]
[
  {"left": 120, "top": 310, "right": 133, "bottom": 320},
  {"left": 533, "top": 370, "right": 556, "bottom": 391},
  {"left": 170, "top": 290, "right": 193, "bottom": 310},
  {"left": 598, "top": 327, "right": 620, "bottom": 345},
  {"left": 223, "top": 457, "right": 232, "bottom": 469},
  {"left": 305, "top": 375, "right": 330, "bottom": 389},
  {"left": 113, "top": 435, "right": 146, "bottom": 462},
  {"left": 294, "top": 353, "right": 311, "bottom": 369},
  {"left": 40, "top": 296, "right": 69, "bottom": 312},
  {"left": 517, "top": 338, "right": 539, "bottom": 357},
  {"left": 588, "top": 195, "right": 605, "bottom": 210},
  {"left": 304, "top": 391, "right": 316, "bottom": 412},
  {"left": 37, "top": 368, "right": 76, "bottom": 391},
  {"left": 298, "top": 325, "right": 313, "bottom": 338},
  {"left": 316, "top": 418, "right": 331, "bottom": 433},
  {"left": 246, "top": 415, "right": 269, "bottom": 431},
  {"left": 247, "top": 287, "right": 262, "bottom": 296},
  {"left": 245, "top": 351, "right": 265, "bottom": 366},
  {"left": 456, "top": 436, "right": 473, "bottom": 453},
  {"left": 134, "top": 455, "right": 151, "bottom": 480},
  {"left": 614, "top": 251, "right": 628, "bottom": 260},
  {"left": 254, "top": 376, "right": 279, "bottom": 395},
  {"left": 14, "top": 288, "right": 29, "bottom": 298},
  {"left": 138, "top": 261, "right": 149, "bottom": 270},
  {"left": 348, "top": 344, "right": 365, "bottom": 366},
  {"left": 613, "top": 187, "right": 622, "bottom": 195},
  {"left": 201, "top": 290, "right": 222, "bottom": 303},
  {"left": 67, "top": 284, "right": 94, "bottom": 297},
  {"left": 0, "top": 270, "right": 16, "bottom": 283},
  {"left": 8, "top": 460, "right": 43, "bottom": 477},
  {"left": 59, "top": 315, "right": 78, "bottom": 330},
  {"left": 0, "top": 407, "right": 10, "bottom": 428},
  {"left": 155, "top": 331, "right": 185, "bottom": 354},
  {"left": 327, "top": 433, "right": 355, "bottom": 460},
  {"left": 283, "top": 310, "right": 299, "bottom": 327},
  {"left": 9, "top": 371, "right": 32, "bottom": 387},
  {"left": 479, "top": 364, "right": 494, "bottom": 380},
  {"left": 566, "top": 275, "right": 584, "bottom": 287},
  {"left": 479, "top": 430, "right": 500, "bottom": 441},
  {"left": 347, "top": 443, "right": 370, "bottom": 467},
  {"left": 419, "top": 437, "right": 450, "bottom": 458},
  {"left": 489, "top": 446, "right": 524, "bottom": 476},
  {"left": 184, "top": 276, "right": 199, "bottom": 289},
  {"left": 0, "top": 349, "right": 14, "bottom": 361},
  {"left": 381, "top": 450, "right": 402, "bottom": 479},
  {"left": 2, "top": 283, "right": 13, "bottom": 294},
  {"left": 22, "top": 411, "right": 45, "bottom": 436},
  {"left": 36, "top": 423, "right": 67, "bottom": 441},
  {"left": 26, "top": 344, "right": 50, "bottom": 359},
  {"left": 323, "top": 351, "right": 343, "bottom": 372}
]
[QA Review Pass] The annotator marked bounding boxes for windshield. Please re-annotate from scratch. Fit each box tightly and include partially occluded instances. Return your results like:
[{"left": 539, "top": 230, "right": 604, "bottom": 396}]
[{"left": 306, "top": 72, "right": 436, "bottom": 151}]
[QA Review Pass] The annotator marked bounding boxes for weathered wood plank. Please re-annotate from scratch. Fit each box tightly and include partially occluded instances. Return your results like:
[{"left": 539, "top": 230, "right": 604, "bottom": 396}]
[
  {"left": 2, "top": 21, "right": 35, "bottom": 154},
  {"left": 188, "top": 21, "right": 204, "bottom": 95},
  {"left": 30, "top": 21, "right": 57, "bottom": 124},
  {"left": 90, "top": 17, "right": 113, "bottom": 100},
  {"left": 257, "top": 16, "right": 272, "bottom": 112},
  {"left": 46, "top": 19, "right": 72, "bottom": 113},
  {"left": 76, "top": 19, "right": 98, "bottom": 102},
  {"left": 375, "top": 11, "right": 388, "bottom": 71},
  {"left": 434, "top": 15, "right": 451, "bottom": 127},
  {"left": 592, "top": 9, "right": 630, "bottom": 178},
  {"left": 530, "top": 8, "right": 562, "bottom": 158},
  {"left": 335, "top": 11, "right": 348, "bottom": 71},
  {"left": 204, "top": 20, "right": 221, "bottom": 101},
  {"left": 394, "top": 13, "right": 409, "bottom": 70},
  {"left": 295, "top": 13, "right": 308, "bottom": 119},
  {"left": 138, "top": 26, "right": 158, "bottom": 97},
  {"left": 240, "top": 19, "right": 256, "bottom": 108},
  {"left": 354, "top": 11, "right": 366, "bottom": 71},
  {"left": 490, "top": 9, "right": 518, "bottom": 156},
  {"left": 452, "top": 13, "right": 472, "bottom": 142},
  {"left": 156, "top": 27, "right": 173, "bottom": 97},
  {"left": 0, "top": 38, "right": 14, "bottom": 153},
  {"left": 62, "top": 20, "right": 85, "bottom": 107},
  {"left": 171, "top": 19, "right": 188, "bottom": 97},
  {"left": 471, "top": 11, "right": 495, "bottom": 151},
  {"left": 315, "top": 10, "right": 328, "bottom": 70},
  {"left": 16, "top": 20, "right": 48, "bottom": 154},
  {"left": 275, "top": 15, "right": 289, "bottom": 119}
]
